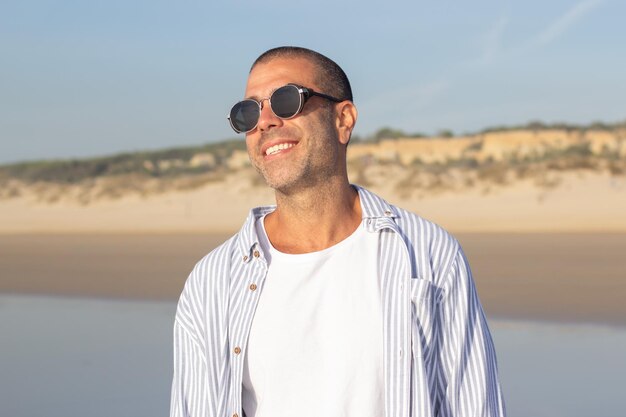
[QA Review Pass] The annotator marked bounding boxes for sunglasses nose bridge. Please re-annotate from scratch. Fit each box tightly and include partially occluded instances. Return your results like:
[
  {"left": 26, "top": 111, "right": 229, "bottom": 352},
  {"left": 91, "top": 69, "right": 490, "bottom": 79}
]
[
  {"left": 257, "top": 97, "right": 269, "bottom": 111},
  {"left": 256, "top": 95, "right": 283, "bottom": 131}
]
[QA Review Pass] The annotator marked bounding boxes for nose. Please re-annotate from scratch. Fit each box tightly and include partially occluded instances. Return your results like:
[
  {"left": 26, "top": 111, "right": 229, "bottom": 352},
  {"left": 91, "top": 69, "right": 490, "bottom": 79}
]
[{"left": 256, "top": 98, "right": 283, "bottom": 132}]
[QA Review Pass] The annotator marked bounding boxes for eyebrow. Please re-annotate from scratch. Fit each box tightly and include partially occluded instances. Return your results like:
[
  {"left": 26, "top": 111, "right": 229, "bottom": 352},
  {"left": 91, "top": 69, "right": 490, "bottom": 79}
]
[
  {"left": 244, "top": 95, "right": 261, "bottom": 101},
  {"left": 243, "top": 83, "right": 292, "bottom": 102},
  {"left": 242, "top": 88, "right": 269, "bottom": 102}
]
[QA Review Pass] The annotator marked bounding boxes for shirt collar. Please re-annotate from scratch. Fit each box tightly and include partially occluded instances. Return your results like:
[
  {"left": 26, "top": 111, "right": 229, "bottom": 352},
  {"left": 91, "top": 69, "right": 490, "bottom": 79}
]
[
  {"left": 237, "top": 185, "right": 399, "bottom": 260},
  {"left": 353, "top": 184, "right": 398, "bottom": 220}
]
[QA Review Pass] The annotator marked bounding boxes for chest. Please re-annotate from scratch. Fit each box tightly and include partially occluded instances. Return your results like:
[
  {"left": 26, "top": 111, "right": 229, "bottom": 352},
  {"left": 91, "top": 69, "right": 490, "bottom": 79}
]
[{"left": 248, "top": 233, "right": 381, "bottom": 354}]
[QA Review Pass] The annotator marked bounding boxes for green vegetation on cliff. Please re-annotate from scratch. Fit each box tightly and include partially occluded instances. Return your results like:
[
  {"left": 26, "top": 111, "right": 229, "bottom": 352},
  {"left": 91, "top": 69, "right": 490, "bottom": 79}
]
[
  {"left": 1, "top": 121, "right": 624, "bottom": 192},
  {"left": 0, "top": 139, "right": 245, "bottom": 184}
]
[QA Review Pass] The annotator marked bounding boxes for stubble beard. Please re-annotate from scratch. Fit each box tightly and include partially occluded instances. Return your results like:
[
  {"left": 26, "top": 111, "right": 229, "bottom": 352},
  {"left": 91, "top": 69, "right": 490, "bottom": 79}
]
[
  {"left": 251, "top": 112, "right": 340, "bottom": 195},
  {"left": 253, "top": 141, "right": 333, "bottom": 195}
]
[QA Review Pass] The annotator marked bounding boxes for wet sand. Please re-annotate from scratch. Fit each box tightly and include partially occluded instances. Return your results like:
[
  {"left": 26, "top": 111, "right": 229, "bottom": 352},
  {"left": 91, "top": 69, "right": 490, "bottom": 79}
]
[
  {"left": 457, "top": 233, "right": 626, "bottom": 326},
  {"left": 1, "top": 233, "right": 625, "bottom": 325}
]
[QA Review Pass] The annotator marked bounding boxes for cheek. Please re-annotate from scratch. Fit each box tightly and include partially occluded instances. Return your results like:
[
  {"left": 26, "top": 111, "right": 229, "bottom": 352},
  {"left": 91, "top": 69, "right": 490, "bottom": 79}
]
[
  {"left": 245, "top": 135, "right": 257, "bottom": 153},
  {"left": 244, "top": 138, "right": 261, "bottom": 163}
]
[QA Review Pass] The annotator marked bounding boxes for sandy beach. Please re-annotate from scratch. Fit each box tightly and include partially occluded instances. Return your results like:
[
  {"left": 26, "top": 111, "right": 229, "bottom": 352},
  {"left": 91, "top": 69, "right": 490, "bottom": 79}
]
[
  {"left": 2, "top": 130, "right": 625, "bottom": 326},
  {"left": 1, "top": 170, "right": 626, "bottom": 234},
  {"left": 2, "top": 232, "right": 625, "bottom": 326}
]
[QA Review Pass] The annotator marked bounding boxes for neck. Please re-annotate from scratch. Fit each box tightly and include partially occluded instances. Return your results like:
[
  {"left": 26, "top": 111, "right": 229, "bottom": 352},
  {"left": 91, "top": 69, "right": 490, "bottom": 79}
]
[{"left": 264, "top": 178, "right": 362, "bottom": 254}]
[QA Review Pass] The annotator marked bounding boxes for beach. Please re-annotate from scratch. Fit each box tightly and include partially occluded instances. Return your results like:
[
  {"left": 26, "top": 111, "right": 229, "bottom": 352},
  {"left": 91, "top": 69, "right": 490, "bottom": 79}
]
[
  {"left": 2, "top": 129, "right": 626, "bottom": 325},
  {"left": 2, "top": 134, "right": 626, "bottom": 417},
  {"left": 2, "top": 232, "right": 625, "bottom": 326},
  {"left": 2, "top": 170, "right": 626, "bottom": 234}
]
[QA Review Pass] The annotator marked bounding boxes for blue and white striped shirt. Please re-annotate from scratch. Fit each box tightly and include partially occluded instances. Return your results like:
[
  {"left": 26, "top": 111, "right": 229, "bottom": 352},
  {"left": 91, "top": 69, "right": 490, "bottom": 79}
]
[{"left": 170, "top": 186, "right": 506, "bottom": 417}]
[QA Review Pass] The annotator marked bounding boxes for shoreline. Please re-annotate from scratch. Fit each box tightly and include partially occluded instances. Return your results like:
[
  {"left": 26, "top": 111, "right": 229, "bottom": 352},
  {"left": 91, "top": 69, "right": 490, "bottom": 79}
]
[
  {"left": 3, "top": 292, "right": 624, "bottom": 329},
  {"left": 2, "top": 232, "right": 625, "bottom": 326}
]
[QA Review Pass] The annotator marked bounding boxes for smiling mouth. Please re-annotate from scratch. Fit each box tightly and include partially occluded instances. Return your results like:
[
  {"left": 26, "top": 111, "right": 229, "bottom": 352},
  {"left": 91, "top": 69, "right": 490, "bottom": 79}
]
[{"left": 265, "top": 142, "right": 296, "bottom": 156}]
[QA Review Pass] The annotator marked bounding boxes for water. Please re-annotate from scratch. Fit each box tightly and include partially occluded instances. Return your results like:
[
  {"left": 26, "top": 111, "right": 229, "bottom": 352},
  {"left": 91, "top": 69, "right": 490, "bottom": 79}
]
[
  {"left": 1, "top": 295, "right": 625, "bottom": 417},
  {"left": 0, "top": 295, "right": 175, "bottom": 417},
  {"left": 493, "top": 321, "right": 626, "bottom": 417}
]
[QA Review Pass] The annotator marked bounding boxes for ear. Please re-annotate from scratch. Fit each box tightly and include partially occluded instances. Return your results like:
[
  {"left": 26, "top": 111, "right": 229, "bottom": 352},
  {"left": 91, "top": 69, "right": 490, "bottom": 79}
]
[{"left": 335, "top": 101, "right": 358, "bottom": 146}]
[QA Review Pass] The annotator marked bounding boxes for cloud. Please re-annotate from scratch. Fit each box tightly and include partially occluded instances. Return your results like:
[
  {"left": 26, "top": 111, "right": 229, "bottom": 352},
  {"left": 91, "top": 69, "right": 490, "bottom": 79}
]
[
  {"left": 480, "top": 16, "right": 509, "bottom": 66},
  {"left": 486, "top": 0, "right": 605, "bottom": 61},
  {"left": 534, "top": 0, "right": 604, "bottom": 47},
  {"left": 461, "top": 15, "right": 510, "bottom": 70}
]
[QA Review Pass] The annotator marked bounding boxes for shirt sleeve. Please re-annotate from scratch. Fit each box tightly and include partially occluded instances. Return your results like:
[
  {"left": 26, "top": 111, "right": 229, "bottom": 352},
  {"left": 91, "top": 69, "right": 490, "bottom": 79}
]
[
  {"left": 436, "top": 247, "right": 506, "bottom": 417},
  {"left": 170, "top": 319, "right": 209, "bottom": 417}
]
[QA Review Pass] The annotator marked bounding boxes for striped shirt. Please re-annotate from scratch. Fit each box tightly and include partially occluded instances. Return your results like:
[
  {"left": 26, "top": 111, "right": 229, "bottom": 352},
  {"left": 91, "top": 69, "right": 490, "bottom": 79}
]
[{"left": 170, "top": 186, "right": 506, "bottom": 417}]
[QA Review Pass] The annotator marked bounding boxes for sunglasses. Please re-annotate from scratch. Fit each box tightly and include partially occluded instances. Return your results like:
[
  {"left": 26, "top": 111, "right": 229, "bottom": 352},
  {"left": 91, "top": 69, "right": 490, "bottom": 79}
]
[{"left": 227, "top": 83, "right": 344, "bottom": 134}]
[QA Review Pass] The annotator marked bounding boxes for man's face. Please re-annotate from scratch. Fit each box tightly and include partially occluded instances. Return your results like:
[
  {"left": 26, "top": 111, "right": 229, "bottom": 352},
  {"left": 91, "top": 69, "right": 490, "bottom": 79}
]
[{"left": 243, "top": 57, "right": 343, "bottom": 193}]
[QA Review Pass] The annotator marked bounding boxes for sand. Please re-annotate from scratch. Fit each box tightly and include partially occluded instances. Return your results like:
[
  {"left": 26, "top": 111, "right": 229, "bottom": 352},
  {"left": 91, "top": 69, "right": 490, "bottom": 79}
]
[
  {"left": 1, "top": 166, "right": 625, "bottom": 325},
  {"left": 1, "top": 233, "right": 625, "bottom": 326},
  {"left": 1, "top": 171, "right": 626, "bottom": 234}
]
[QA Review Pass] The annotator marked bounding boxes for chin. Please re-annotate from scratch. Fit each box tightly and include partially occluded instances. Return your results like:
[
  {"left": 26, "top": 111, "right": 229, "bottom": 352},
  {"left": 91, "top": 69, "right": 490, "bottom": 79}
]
[
  {"left": 263, "top": 174, "right": 306, "bottom": 194},
  {"left": 257, "top": 166, "right": 301, "bottom": 190}
]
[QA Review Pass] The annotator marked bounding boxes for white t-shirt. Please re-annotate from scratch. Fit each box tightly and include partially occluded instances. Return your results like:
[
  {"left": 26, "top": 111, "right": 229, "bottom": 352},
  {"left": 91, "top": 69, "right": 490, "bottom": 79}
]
[{"left": 242, "top": 218, "right": 384, "bottom": 417}]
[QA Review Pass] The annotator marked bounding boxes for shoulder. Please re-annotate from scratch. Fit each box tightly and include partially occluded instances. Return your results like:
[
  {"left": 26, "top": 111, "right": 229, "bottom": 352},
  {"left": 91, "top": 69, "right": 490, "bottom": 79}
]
[
  {"left": 184, "top": 233, "right": 240, "bottom": 295},
  {"left": 358, "top": 186, "right": 461, "bottom": 282},
  {"left": 392, "top": 203, "right": 460, "bottom": 254},
  {"left": 179, "top": 204, "right": 275, "bottom": 302},
  {"left": 174, "top": 233, "right": 240, "bottom": 337},
  {"left": 174, "top": 206, "right": 268, "bottom": 333},
  {"left": 393, "top": 203, "right": 461, "bottom": 277},
  {"left": 358, "top": 185, "right": 459, "bottom": 253}
]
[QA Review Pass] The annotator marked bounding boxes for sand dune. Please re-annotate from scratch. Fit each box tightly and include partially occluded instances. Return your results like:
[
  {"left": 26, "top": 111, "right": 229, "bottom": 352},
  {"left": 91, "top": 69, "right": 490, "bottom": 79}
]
[
  {"left": 1, "top": 128, "right": 625, "bottom": 234},
  {"left": 2, "top": 129, "right": 625, "bottom": 325},
  {"left": 0, "top": 170, "right": 624, "bottom": 234}
]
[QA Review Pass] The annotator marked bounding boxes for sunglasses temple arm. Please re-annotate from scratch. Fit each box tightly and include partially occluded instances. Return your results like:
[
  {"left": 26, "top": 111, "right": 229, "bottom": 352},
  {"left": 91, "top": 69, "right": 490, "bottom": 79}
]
[{"left": 310, "top": 91, "right": 344, "bottom": 103}]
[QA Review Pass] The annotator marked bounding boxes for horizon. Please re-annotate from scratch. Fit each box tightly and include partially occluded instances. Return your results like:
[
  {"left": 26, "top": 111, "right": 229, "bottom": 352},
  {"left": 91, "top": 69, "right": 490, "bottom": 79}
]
[
  {"left": 0, "top": 119, "right": 626, "bottom": 168},
  {"left": 2, "top": 0, "right": 625, "bottom": 164},
  {"left": 2, "top": 118, "right": 624, "bottom": 166}
]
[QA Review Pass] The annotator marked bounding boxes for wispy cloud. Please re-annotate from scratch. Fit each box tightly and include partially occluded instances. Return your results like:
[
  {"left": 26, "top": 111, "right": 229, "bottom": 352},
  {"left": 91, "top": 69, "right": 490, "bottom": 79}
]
[
  {"left": 461, "top": 14, "right": 510, "bottom": 70},
  {"left": 473, "top": 0, "right": 606, "bottom": 64},
  {"left": 480, "top": 16, "right": 509, "bottom": 66},
  {"left": 533, "top": 0, "right": 604, "bottom": 47}
]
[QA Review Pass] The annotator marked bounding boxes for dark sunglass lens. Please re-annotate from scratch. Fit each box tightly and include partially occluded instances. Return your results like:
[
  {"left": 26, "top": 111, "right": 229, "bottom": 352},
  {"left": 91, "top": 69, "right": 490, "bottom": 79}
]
[
  {"left": 271, "top": 85, "right": 302, "bottom": 118},
  {"left": 230, "top": 100, "right": 259, "bottom": 132}
]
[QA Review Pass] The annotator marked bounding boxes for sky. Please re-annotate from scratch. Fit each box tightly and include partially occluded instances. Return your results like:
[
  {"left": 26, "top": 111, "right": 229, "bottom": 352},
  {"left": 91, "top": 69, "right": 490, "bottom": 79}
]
[{"left": 1, "top": 0, "right": 625, "bottom": 164}]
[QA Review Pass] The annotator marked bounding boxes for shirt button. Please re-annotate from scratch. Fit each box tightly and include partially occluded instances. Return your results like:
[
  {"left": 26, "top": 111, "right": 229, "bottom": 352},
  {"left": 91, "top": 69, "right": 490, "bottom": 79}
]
[
  {"left": 242, "top": 255, "right": 248, "bottom": 262},
  {"left": 384, "top": 210, "right": 392, "bottom": 216},
  {"left": 234, "top": 347, "right": 241, "bottom": 355},
  {"left": 233, "top": 414, "right": 239, "bottom": 417},
  {"left": 249, "top": 284, "right": 257, "bottom": 291},
  {"left": 253, "top": 250, "right": 260, "bottom": 258}
]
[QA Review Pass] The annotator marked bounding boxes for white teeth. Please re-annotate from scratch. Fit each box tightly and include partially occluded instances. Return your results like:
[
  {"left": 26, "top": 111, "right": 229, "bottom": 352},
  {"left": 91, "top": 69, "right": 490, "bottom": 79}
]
[{"left": 265, "top": 142, "right": 295, "bottom": 156}]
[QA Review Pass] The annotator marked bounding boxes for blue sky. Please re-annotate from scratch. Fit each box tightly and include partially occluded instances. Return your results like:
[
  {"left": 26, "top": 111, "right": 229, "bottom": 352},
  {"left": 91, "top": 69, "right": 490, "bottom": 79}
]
[{"left": 1, "top": 0, "right": 624, "bottom": 164}]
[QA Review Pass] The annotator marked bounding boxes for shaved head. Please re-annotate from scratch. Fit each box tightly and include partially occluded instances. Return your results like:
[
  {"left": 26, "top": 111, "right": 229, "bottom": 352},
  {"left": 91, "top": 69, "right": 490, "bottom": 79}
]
[{"left": 251, "top": 46, "right": 353, "bottom": 103}]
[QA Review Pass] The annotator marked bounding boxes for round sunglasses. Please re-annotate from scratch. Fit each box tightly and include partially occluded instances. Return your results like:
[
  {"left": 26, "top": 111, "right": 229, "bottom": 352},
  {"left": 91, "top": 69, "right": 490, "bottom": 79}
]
[{"left": 227, "top": 84, "right": 344, "bottom": 134}]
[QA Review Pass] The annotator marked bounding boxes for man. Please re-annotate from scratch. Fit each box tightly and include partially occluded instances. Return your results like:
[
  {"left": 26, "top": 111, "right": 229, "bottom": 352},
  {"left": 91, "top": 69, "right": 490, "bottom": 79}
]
[{"left": 170, "top": 46, "right": 506, "bottom": 417}]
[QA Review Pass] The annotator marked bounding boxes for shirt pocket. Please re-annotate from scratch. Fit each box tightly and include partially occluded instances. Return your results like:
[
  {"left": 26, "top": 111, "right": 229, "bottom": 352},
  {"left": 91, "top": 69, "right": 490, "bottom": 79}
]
[{"left": 410, "top": 278, "right": 438, "bottom": 360}]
